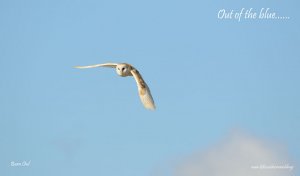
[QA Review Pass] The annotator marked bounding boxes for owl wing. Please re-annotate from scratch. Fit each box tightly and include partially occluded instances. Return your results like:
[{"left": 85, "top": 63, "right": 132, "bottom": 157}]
[
  {"left": 74, "top": 63, "right": 118, "bottom": 69},
  {"left": 130, "top": 68, "right": 156, "bottom": 110}
]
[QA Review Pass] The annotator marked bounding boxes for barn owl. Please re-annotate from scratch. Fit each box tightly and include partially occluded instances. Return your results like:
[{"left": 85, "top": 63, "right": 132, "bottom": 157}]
[{"left": 74, "top": 63, "right": 156, "bottom": 110}]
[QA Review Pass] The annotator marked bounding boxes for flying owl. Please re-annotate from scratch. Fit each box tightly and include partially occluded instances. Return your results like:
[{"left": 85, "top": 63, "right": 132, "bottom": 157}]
[{"left": 74, "top": 63, "right": 156, "bottom": 110}]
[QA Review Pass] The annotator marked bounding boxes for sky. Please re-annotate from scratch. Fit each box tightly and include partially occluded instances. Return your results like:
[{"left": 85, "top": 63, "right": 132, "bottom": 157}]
[{"left": 0, "top": 0, "right": 299, "bottom": 176}]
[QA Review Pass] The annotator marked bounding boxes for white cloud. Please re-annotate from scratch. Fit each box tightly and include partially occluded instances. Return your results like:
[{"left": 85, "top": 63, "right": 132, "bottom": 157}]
[{"left": 172, "top": 130, "right": 296, "bottom": 176}]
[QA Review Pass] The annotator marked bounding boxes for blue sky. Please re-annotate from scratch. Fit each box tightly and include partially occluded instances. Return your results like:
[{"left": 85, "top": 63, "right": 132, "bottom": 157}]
[{"left": 1, "top": 0, "right": 299, "bottom": 176}]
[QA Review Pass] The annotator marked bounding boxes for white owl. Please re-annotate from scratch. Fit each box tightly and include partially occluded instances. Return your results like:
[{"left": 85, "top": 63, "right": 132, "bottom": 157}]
[{"left": 74, "top": 63, "right": 156, "bottom": 110}]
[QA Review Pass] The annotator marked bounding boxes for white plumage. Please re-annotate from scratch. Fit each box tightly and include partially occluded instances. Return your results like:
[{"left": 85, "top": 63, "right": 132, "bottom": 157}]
[{"left": 74, "top": 63, "right": 156, "bottom": 110}]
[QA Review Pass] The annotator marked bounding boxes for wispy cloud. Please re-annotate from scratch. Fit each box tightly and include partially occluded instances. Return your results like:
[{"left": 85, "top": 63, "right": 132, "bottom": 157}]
[{"left": 172, "top": 130, "right": 296, "bottom": 176}]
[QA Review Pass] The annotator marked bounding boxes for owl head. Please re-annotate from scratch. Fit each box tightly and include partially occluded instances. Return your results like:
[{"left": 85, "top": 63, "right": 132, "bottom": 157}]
[{"left": 116, "top": 63, "right": 131, "bottom": 77}]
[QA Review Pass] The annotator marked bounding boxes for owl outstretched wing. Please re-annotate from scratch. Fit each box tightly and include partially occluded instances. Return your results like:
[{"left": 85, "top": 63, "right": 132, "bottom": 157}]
[
  {"left": 74, "top": 63, "right": 118, "bottom": 69},
  {"left": 130, "top": 67, "right": 156, "bottom": 110}
]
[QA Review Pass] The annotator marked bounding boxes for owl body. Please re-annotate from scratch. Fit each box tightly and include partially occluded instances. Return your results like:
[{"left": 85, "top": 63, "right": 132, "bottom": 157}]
[{"left": 74, "top": 62, "right": 156, "bottom": 110}]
